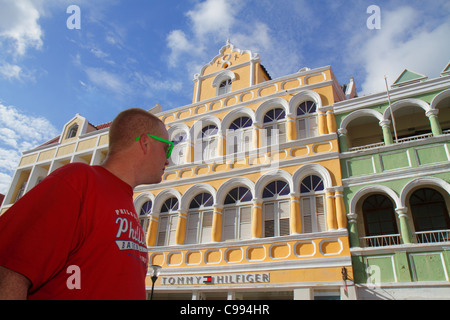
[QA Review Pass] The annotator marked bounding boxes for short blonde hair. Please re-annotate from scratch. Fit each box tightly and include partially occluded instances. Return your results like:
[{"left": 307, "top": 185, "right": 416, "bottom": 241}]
[{"left": 108, "top": 108, "right": 164, "bottom": 155}]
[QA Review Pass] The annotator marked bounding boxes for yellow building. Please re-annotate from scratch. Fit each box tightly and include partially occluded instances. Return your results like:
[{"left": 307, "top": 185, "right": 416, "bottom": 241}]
[{"left": 1, "top": 42, "right": 356, "bottom": 300}]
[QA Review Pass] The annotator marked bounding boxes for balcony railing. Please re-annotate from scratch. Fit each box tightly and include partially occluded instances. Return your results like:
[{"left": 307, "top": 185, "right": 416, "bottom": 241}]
[
  {"left": 360, "top": 234, "right": 401, "bottom": 248},
  {"left": 348, "top": 142, "right": 385, "bottom": 152},
  {"left": 415, "top": 230, "right": 450, "bottom": 244},
  {"left": 396, "top": 133, "right": 433, "bottom": 144}
]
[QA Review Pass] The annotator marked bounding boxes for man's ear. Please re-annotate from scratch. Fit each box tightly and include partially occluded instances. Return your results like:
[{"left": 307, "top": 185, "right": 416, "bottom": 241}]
[{"left": 137, "top": 135, "right": 151, "bottom": 155}]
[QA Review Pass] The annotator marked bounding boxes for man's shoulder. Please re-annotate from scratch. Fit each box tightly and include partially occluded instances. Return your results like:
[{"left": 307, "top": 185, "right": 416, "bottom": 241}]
[
  {"left": 52, "top": 162, "right": 94, "bottom": 174},
  {"left": 49, "top": 163, "right": 97, "bottom": 182}
]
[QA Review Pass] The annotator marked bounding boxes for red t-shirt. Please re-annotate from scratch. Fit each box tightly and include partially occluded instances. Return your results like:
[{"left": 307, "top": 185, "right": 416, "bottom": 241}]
[{"left": 0, "top": 163, "right": 148, "bottom": 300}]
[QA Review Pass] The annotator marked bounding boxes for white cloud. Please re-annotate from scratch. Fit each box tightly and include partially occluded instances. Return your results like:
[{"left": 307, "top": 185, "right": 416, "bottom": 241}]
[
  {"left": 186, "top": 0, "right": 240, "bottom": 39},
  {"left": 166, "top": 30, "right": 202, "bottom": 68},
  {"left": 0, "top": 62, "right": 22, "bottom": 80},
  {"left": 165, "top": 0, "right": 299, "bottom": 76},
  {"left": 0, "top": 103, "right": 58, "bottom": 194},
  {"left": 350, "top": 6, "right": 450, "bottom": 95},
  {"left": 166, "top": 0, "right": 243, "bottom": 69},
  {"left": 0, "top": 0, "right": 43, "bottom": 57},
  {"left": 84, "top": 67, "right": 129, "bottom": 95},
  {"left": 133, "top": 72, "right": 182, "bottom": 93}
]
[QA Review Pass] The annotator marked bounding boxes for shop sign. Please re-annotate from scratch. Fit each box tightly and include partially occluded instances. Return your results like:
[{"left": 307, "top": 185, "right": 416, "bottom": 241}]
[{"left": 161, "top": 273, "right": 270, "bottom": 286}]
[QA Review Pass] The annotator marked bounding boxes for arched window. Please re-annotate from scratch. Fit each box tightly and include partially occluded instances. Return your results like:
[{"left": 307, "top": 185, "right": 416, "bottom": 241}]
[
  {"left": 218, "top": 79, "right": 232, "bottom": 95},
  {"left": 228, "top": 116, "right": 253, "bottom": 154},
  {"left": 410, "top": 188, "right": 450, "bottom": 243},
  {"left": 297, "top": 101, "right": 318, "bottom": 139},
  {"left": 185, "top": 193, "right": 214, "bottom": 244},
  {"left": 156, "top": 197, "right": 179, "bottom": 246},
  {"left": 139, "top": 201, "right": 152, "bottom": 236},
  {"left": 362, "top": 194, "right": 399, "bottom": 247},
  {"left": 222, "top": 187, "right": 252, "bottom": 241},
  {"left": 199, "top": 125, "right": 218, "bottom": 161},
  {"left": 66, "top": 124, "right": 79, "bottom": 139},
  {"left": 300, "top": 175, "right": 326, "bottom": 233},
  {"left": 263, "top": 108, "right": 286, "bottom": 146},
  {"left": 170, "top": 131, "right": 188, "bottom": 166},
  {"left": 263, "top": 181, "right": 290, "bottom": 238}
]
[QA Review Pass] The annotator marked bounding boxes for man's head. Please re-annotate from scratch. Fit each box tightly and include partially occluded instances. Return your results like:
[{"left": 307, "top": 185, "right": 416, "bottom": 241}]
[
  {"left": 106, "top": 108, "right": 170, "bottom": 186},
  {"left": 108, "top": 108, "right": 165, "bottom": 155}
]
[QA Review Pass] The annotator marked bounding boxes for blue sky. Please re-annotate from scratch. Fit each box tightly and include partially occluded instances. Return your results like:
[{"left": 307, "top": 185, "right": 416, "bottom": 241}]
[{"left": 0, "top": 0, "right": 449, "bottom": 193}]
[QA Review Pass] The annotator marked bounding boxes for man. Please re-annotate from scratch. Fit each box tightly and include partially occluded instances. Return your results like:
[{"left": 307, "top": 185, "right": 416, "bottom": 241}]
[{"left": 0, "top": 108, "right": 170, "bottom": 299}]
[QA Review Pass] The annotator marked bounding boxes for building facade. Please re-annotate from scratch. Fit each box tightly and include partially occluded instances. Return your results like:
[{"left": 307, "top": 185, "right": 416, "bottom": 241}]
[
  {"left": 1, "top": 43, "right": 448, "bottom": 300},
  {"left": 334, "top": 66, "right": 450, "bottom": 299}
]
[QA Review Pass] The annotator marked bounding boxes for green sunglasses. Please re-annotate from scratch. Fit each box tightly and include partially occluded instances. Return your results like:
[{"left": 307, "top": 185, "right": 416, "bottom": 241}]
[{"left": 136, "top": 134, "right": 174, "bottom": 159}]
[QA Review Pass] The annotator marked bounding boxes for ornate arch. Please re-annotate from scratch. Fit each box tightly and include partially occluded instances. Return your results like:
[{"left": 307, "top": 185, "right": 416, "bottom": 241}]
[
  {"left": 216, "top": 177, "right": 255, "bottom": 205},
  {"left": 349, "top": 185, "right": 401, "bottom": 216},
  {"left": 339, "top": 109, "right": 384, "bottom": 132},
  {"left": 383, "top": 98, "right": 431, "bottom": 121},
  {"left": 220, "top": 107, "right": 255, "bottom": 132},
  {"left": 152, "top": 189, "right": 182, "bottom": 217},
  {"left": 255, "top": 169, "right": 293, "bottom": 199},
  {"left": 180, "top": 183, "right": 217, "bottom": 212},
  {"left": 288, "top": 90, "right": 322, "bottom": 115},
  {"left": 255, "top": 98, "right": 290, "bottom": 125},
  {"left": 292, "top": 163, "right": 333, "bottom": 194},
  {"left": 400, "top": 177, "right": 450, "bottom": 209}
]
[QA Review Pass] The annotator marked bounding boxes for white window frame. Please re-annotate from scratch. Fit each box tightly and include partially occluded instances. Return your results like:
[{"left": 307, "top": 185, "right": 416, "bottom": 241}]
[
  {"left": 222, "top": 205, "right": 252, "bottom": 242},
  {"left": 156, "top": 198, "right": 179, "bottom": 246},
  {"left": 198, "top": 125, "right": 218, "bottom": 162},
  {"left": 296, "top": 101, "right": 318, "bottom": 139},
  {"left": 170, "top": 131, "right": 188, "bottom": 166},
  {"left": 300, "top": 175, "right": 326, "bottom": 233},
  {"left": 139, "top": 201, "right": 152, "bottom": 237},
  {"left": 227, "top": 117, "right": 253, "bottom": 154},
  {"left": 263, "top": 108, "right": 287, "bottom": 146}
]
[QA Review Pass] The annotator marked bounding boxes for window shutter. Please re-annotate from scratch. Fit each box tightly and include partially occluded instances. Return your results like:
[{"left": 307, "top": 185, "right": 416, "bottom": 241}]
[
  {"left": 239, "top": 206, "right": 252, "bottom": 240},
  {"left": 157, "top": 216, "right": 168, "bottom": 246},
  {"left": 223, "top": 208, "right": 236, "bottom": 241},
  {"left": 297, "top": 119, "right": 306, "bottom": 139},
  {"left": 185, "top": 213, "right": 199, "bottom": 244},
  {"left": 264, "top": 203, "right": 275, "bottom": 238},
  {"left": 279, "top": 200, "right": 290, "bottom": 236},
  {"left": 316, "top": 196, "right": 327, "bottom": 232},
  {"left": 302, "top": 198, "right": 312, "bottom": 233},
  {"left": 168, "top": 215, "right": 178, "bottom": 245},
  {"left": 309, "top": 117, "right": 318, "bottom": 137},
  {"left": 278, "top": 123, "right": 287, "bottom": 144},
  {"left": 201, "top": 211, "right": 213, "bottom": 243}
]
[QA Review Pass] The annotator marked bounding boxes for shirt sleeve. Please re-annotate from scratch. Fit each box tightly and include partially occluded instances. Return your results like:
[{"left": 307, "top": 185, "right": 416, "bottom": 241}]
[{"left": 0, "top": 172, "right": 84, "bottom": 293}]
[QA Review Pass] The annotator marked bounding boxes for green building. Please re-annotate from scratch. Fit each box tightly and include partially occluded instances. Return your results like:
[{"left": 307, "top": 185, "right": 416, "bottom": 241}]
[{"left": 334, "top": 65, "right": 450, "bottom": 299}]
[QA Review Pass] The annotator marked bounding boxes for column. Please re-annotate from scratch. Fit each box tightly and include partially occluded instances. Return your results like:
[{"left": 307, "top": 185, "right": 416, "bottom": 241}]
[
  {"left": 146, "top": 216, "right": 159, "bottom": 247},
  {"left": 426, "top": 109, "right": 442, "bottom": 136},
  {"left": 318, "top": 111, "right": 328, "bottom": 135},
  {"left": 252, "top": 198, "right": 262, "bottom": 238},
  {"left": 211, "top": 205, "right": 223, "bottom": 242},
  {"left": 217, "top": 130, "right": 226, "bottom": 160},
  {"left": 325, "top": 188, "right": 337, "bottom": 230},
  {"left": 326, "top": 108, "right": 337, "bottom": 133},
  {"left": 338, "top": 128, "right": 349, "bottom": 152},
  {"left": 286, "top": 113, "right": 297, "bottom": 141},
  {"left": 379, "top": 120, "right": 394, "bottom": 145},
  {"left": 346, "top": 213, "right": 360, "bottom": 248},
  {"left": 290, "top": 192, "right": 301, "bottom": 234},
  {"left": 175, "top": 211, "right": 187, "bottom": 245},
  {"left": 252, "top": 122, "right": 261, "bottom": 149},
  {"left": 185, "top": 141, "right": 194, "bottom": 163},
  {"left": 334, "top": 187, "right": 347, "bottom": 230},
  {"left": 396, "top": 207, "right": 413, "bottom": 244}
]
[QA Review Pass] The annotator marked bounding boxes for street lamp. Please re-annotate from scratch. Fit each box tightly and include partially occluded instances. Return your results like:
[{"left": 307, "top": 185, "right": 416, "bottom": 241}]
[{"left": 149, "top": 265, "right": 162, "bottom": 300}]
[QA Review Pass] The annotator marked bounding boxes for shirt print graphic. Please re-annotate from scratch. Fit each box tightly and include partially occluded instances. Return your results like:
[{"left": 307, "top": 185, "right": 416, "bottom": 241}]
[{"left": 114, "top": 209, "right": 147, "bottom": 253}]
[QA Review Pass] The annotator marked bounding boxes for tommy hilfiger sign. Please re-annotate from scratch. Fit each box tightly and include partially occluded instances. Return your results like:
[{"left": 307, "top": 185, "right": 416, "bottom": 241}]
[{"left": 161, "top": 273, "right": 270, "bottom": 286}]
